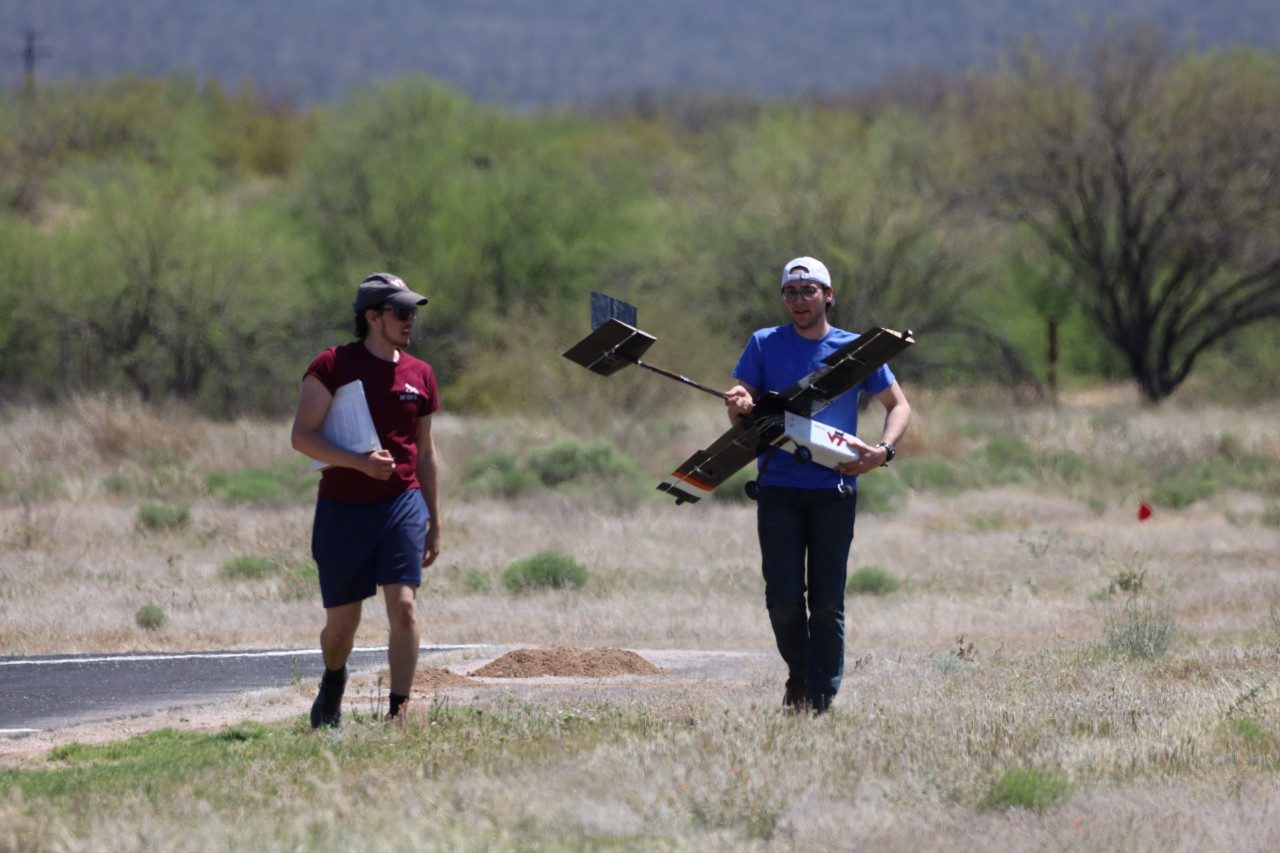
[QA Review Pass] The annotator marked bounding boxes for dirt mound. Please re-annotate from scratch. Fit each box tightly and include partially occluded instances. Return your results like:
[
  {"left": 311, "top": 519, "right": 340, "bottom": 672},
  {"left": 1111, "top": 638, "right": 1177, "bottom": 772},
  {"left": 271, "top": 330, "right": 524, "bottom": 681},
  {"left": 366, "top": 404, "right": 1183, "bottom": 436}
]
[
  {"left": 376, "top": 667, "right": 482, "bottom": 692},
  {"left": 470, "top": 647, "right": 662, "bottom": 678}
]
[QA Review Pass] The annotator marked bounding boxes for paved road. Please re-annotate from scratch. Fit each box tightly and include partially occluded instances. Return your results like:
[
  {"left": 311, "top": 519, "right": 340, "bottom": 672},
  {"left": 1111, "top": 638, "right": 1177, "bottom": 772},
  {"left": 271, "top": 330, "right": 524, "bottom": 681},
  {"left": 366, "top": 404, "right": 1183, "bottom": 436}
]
[{"left": 0, "top": 645, "right": 474, "bottom": 735}]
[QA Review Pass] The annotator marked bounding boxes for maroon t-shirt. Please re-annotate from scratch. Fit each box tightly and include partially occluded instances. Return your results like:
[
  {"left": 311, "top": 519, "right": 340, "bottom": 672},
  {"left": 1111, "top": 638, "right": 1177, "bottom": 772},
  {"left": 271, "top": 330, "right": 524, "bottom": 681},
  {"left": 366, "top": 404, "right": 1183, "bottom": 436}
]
[{"left": 305, "top": 342, "right": 440, "bottom": 503}]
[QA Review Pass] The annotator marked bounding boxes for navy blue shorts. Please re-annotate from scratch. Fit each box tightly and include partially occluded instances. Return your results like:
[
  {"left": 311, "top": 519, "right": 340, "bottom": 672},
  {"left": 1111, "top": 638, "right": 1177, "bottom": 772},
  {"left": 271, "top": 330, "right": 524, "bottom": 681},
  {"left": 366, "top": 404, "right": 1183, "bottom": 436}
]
[{"left": 311, "top": 488, "right": 430, "bottom": 609}]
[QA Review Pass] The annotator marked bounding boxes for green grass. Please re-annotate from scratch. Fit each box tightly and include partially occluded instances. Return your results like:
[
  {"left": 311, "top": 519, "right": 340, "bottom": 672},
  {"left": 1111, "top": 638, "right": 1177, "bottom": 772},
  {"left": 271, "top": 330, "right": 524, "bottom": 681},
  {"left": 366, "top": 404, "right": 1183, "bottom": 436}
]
[
  {"left": 281, "top": 559, "right": 317, "bottom": 601},
  {"left": 855, "top": 468, "right": 907, "bottom": 514},
  {"left": 135, "top": 501, "right": 191, "bottom": 533},
  {"left": 2, "top": 707, "right": 625, "bottom": 807},
  {"left": 462, "top": 567, "right": 493, "bottom": 593},
  {"left": 895, "top": 457, "right": 963, "bottom": 493},
  {"left": 980, "top": 766, "right": 1072, "bottom": 812},
  {"left": 219, "top": 554, "right": 275, "bottom": 580},
  {"left": 502, "top": 550, "right": 589, "bottom": 593},
  {"left": 205, "top": 461, "right": 316, "bottom": 506},
  {"left": 846, "top": 565, "right": 901, "bottom": 596}
]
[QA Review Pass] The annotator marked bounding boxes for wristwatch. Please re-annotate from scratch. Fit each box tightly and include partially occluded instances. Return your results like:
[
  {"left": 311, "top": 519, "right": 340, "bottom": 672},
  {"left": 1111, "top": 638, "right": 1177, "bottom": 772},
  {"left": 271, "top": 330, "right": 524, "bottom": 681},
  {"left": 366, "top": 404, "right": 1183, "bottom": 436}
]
[{"left": 875, "top": 442, "right": 896, "bottom": 465}]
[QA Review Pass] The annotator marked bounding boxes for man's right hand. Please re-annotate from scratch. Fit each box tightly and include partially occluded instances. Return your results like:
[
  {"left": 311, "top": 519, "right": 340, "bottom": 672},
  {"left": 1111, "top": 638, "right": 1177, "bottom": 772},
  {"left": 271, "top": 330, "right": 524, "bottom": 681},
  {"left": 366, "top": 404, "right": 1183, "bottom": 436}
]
[
  {"left": 725, "top": 385, "right": 755, "bottom": 421},
  {"left": 363, "top": 449, "right": 395, "bottom": 480}
]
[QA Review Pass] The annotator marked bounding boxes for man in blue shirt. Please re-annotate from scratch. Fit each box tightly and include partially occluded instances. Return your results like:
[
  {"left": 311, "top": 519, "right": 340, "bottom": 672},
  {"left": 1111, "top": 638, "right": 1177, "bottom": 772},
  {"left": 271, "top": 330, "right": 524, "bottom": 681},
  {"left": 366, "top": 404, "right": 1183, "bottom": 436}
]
[{"left": 726, "top": 256, "right": 912, "bottom": 714}]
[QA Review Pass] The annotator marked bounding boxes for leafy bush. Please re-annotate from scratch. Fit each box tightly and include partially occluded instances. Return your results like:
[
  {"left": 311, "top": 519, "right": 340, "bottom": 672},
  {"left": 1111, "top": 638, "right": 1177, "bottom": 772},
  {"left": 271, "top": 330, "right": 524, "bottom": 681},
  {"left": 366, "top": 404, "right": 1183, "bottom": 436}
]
[
  {"left": 1105, "top": 599, "right": 1176, "bottom": 660},
  {"left": 502, "top": 550, "right": 588, "bottom": 593},
  {"left": 205, "top": 462, "right": 315, "bottom": 506},
  {"left": 847, "top": 565, "right": 901, "bottom": 596},
  {"left": 461, "top": 452, "right": 540, "bottom": 498},
  {"left": 525, "top": 440, "right": 643, "bottom": 488},
  {"left": 980, "top": 767, "right": 1071, "bottom": 812},
  {"left": 135, "top": 501, "right": 191, "bottom": 533},
  {"left": 219, "top": 555, "right": 274, "bottom": 580},
  {"left": 135, "top": 604, "right": 167, "bottom": 630},
  {"left": 855, "top": 469, "right": 907, "bottom": 514}
]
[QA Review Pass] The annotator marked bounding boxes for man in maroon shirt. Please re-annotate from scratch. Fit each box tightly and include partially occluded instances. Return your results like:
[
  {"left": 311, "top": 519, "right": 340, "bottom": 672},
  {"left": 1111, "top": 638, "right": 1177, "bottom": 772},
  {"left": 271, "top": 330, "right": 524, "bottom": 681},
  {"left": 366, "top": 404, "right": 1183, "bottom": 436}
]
[{"left": 291, "top": 272, "right": 442, "bottom": 727}]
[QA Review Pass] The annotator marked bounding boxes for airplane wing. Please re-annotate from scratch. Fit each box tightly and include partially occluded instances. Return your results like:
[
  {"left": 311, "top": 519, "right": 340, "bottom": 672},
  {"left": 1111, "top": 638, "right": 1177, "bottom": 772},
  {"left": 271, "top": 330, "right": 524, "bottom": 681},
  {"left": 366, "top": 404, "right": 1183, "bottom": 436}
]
[
  {"left": 778, "top": 327, "right": 914, "bottom": 416},
  {"left": 656, "top": 412, "right": 785, "bottom": 504}
]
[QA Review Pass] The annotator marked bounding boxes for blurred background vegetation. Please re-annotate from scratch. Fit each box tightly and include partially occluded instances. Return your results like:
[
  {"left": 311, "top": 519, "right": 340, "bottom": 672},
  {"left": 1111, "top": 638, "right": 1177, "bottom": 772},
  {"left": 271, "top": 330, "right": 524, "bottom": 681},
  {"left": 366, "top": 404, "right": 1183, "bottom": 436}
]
[{"left": 0, "top": 26, "right": 1277, "bottom": 418}]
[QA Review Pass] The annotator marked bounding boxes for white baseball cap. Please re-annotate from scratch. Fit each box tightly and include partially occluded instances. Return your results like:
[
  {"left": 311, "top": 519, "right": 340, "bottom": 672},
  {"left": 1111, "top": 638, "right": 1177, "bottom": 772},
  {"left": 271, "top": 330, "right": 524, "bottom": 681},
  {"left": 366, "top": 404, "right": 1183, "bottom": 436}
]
[{"left": 780, "top": 256, "right": 831, "bottom": 288}]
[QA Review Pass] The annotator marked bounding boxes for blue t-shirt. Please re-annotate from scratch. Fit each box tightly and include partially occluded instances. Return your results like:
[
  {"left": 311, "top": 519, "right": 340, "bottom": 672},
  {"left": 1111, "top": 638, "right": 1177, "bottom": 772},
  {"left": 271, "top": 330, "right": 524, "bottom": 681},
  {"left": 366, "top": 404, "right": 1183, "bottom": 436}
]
[{"left": 733, "top": 324, "right": 894, "bottom": 490}]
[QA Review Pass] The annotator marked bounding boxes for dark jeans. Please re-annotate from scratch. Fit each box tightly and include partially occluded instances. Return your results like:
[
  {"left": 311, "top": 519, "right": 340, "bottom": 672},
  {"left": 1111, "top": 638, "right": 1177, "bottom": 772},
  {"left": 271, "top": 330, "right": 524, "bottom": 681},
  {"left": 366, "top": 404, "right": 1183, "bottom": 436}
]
[{"left": 757, "top": 486, "right": 857, "bottom": 706}]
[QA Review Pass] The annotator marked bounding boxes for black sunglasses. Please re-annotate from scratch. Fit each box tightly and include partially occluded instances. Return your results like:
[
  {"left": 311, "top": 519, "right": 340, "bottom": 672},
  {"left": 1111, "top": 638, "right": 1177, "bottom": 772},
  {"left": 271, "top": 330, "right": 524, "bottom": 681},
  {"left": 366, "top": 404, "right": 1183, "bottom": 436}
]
[{"left": 380, "top": 304, "right": 418, "bottom": 321}]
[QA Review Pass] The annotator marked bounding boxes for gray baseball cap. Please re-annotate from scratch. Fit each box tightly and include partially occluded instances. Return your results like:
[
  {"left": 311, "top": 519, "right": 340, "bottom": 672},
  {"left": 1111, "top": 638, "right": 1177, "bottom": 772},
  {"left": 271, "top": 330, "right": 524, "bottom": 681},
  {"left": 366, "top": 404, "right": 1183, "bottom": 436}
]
[{"left": 353, "top": 272, "right": 429, "bottom": 313}]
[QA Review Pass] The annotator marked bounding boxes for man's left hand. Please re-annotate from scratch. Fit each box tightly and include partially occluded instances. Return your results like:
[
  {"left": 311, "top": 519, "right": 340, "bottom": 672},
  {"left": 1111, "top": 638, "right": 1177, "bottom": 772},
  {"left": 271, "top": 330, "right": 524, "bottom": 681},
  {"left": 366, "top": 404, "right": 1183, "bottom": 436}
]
[{"left": 833, "top": 438, "right": 889, "bottom": 477}]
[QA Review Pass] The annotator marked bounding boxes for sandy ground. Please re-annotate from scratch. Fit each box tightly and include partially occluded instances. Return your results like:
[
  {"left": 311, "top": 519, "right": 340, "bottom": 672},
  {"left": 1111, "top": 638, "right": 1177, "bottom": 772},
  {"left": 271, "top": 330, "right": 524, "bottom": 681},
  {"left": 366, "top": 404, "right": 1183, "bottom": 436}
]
[{"left": 0, "top": 645, "right": 776, "bottom": 765}]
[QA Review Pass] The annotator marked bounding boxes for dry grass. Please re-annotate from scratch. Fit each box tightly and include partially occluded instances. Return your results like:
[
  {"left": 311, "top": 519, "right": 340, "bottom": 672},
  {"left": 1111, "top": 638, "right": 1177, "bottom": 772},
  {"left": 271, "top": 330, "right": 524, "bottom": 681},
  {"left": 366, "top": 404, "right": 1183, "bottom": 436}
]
[{"left": 2, "top": 394, "right": 1280, "bottom": 847}]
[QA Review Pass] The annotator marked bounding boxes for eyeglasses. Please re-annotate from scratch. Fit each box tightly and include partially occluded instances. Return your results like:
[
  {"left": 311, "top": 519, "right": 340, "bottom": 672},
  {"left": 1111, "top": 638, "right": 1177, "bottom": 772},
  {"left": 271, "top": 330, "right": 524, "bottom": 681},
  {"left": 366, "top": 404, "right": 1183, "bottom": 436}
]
[
  {"left": 381, "top": 304, "right": 418, "bottom": 321},
  {"left": 780, "top": 285, "right": 824, "bottom": 302}
]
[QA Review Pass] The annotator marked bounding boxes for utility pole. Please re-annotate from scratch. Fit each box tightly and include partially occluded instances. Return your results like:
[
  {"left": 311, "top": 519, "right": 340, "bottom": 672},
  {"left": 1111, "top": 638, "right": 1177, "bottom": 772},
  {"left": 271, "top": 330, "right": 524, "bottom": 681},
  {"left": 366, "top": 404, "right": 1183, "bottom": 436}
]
[{"left": 18, "top": 29, "right": 53, "bottom": 99}]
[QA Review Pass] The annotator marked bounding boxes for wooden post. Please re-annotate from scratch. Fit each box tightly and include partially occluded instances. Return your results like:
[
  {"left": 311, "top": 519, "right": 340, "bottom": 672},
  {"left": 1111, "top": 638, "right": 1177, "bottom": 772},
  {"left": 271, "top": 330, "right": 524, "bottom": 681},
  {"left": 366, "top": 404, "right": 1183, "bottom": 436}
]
[{"left": 1047, "top": 318, "right": 1059, "bottom": 405}]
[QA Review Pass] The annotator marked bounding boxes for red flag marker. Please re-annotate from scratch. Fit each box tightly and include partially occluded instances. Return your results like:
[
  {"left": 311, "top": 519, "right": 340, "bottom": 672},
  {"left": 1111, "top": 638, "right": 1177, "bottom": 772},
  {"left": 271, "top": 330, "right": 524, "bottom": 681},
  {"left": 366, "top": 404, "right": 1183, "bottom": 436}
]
[{"left": 1138, "top": 502, "right": 1153, "bottom": 521}]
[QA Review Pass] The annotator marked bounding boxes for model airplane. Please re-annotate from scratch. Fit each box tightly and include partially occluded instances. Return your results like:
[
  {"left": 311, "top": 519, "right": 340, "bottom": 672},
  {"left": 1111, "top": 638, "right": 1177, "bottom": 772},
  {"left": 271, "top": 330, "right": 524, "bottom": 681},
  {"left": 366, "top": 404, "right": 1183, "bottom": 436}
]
[{"left": 563, "top": 292, "right": 914, "bottom": 505}]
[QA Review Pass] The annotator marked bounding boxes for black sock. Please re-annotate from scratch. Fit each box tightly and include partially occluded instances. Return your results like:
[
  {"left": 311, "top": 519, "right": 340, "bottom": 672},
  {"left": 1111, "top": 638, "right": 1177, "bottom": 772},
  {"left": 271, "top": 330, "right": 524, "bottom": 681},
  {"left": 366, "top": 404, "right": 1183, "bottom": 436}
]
[
  {"left": 321, "top": 666, "right": 348, "bottom": 689},
  {"left": 389, "top": 692, "right": 409, "bottom": 718}
]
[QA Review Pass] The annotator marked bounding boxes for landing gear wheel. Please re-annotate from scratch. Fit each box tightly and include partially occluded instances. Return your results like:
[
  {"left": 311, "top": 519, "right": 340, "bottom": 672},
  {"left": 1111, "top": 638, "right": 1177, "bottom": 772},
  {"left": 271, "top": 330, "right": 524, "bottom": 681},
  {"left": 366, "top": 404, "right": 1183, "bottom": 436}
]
[
  {"left": 794, "top": 446, "right": 813, "bottom": 464},
  {"left": 744, "top": 480, "right": 761, "bottom": 501}
]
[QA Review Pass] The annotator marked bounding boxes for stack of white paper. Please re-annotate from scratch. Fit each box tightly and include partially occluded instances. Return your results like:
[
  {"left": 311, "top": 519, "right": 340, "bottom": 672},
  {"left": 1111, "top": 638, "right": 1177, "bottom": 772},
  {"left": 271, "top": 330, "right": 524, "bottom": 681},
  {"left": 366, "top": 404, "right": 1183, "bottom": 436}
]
[{"left": 309, "top": 380, "right": 383, "bottom": 470}]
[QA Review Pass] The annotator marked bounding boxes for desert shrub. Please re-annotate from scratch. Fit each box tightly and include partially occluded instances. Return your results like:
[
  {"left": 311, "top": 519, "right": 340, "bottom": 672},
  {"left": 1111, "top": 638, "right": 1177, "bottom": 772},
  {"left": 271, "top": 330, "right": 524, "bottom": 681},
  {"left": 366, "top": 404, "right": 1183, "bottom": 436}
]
[
  {"left": 462, "top": 568, "right": 493, "bottom": 593},
  {"left": 219, "top": 554, "right": 275, "bottom": 580},
  {"left": 135, "top": 501, "right": 190, "bottom": 533},
  {"left": 1263, "top": 502, "right": 1280, "bottom": 528},
  {"left": 847, "top": 565, "right": 900, "bottom": 596},
  {"left": 1107, "top": 567, "right": 1146, "bottom": 596},
  {"left": 205, "top": 462, "right": 315, "bottom": 506},
  {"left": 1105, "top": 599, "right": 1176, "bottom": 660},
  {"left": 1221, "top": 715, "right": 1272, "bottom": 746},
  {"left": 135, "top": 604, "right": 167, "bottom": 630},
  {"left": 895, "top": 457, "right": 963, "bottom": 493},
  {"left": 525, "top": 440, "right": 643, "bottom": 488},
  {"left": 461, "top": 452, "right": 540, "bottom": 498},
  {"left": 0, "top": 474, "right": 66, "bottom": 503},
  {"left": 1149, "top": 464, "right": 1221, "bottom": 509},
  {"left": 855, "top": 469, "right": 907, "bottom": 514},
  {"left": 502, "top": 550, "right": 588, "bottom": 593},
  {"left": 1043, "top": 450, "right": 1091, "bottom": 482},
  {"left": 981, "top": 436, "right": 1038, "bottom": 484},
  {"left": 980, "top": 767, "right": 1071, "bottom": 812}
]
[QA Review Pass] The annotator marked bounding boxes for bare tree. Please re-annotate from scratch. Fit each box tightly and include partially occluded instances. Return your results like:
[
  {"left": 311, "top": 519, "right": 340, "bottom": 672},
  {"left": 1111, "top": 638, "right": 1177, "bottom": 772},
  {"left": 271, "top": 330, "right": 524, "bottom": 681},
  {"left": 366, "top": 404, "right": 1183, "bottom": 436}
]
[{"left": 962, "top": 28, "right": 1280, "bottom": 402}]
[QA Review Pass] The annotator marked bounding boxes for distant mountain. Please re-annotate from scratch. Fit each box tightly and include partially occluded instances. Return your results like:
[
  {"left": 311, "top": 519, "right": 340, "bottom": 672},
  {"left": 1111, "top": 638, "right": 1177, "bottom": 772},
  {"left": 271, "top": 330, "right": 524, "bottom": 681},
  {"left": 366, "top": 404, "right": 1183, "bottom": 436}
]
[{"left": 2, "top": 0, "right": 1277, "bottom": 107}]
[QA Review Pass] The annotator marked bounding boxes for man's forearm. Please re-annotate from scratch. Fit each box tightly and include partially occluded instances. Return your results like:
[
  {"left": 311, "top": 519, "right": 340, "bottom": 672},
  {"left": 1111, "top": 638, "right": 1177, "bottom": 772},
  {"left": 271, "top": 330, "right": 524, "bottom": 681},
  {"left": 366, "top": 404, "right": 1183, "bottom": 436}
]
[
  {"left": 879, "top": 405, "right": 911, "bottom": 447},
  {"left": 416, "top": 460, "right": 440, "bottom": 522}
]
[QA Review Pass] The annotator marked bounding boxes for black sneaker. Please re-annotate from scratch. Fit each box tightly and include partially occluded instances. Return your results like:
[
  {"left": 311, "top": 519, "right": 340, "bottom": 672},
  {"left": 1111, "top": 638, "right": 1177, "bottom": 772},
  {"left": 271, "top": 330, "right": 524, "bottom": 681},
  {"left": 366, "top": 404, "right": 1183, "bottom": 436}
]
[
  {"left": 783, "top": 676, "right": 807, "bottom": 713},
  {"left": 310, "top": 666, "right": 347, "bottom": 729}
]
